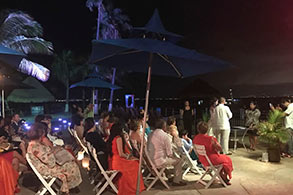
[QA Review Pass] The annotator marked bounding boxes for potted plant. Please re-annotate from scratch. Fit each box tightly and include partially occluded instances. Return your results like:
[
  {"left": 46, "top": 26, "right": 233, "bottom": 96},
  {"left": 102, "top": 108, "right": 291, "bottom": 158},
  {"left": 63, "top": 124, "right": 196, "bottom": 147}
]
[{"left": 257, "top": 110, "right": 290, "bottom": 162}]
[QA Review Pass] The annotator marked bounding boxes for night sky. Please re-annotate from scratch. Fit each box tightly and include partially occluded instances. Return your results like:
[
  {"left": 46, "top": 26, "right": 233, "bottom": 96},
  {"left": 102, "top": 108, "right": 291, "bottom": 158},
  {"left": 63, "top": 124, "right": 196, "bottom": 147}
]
[{"left": 1, "top": 0, "right": 293, "bottom": 66}]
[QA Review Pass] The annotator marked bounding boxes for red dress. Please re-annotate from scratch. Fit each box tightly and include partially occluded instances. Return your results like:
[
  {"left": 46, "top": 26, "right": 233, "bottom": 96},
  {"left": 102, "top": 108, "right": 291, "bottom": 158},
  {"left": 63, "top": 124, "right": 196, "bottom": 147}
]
[
  {"left": 0, "top": 157, "right": 19, "bottom": 195},
  {"left": 109, "top": 136, "right": 145, "bottom": 195},
  {"left": 193, "top": 134, "right": 233, "bottom": 179}
]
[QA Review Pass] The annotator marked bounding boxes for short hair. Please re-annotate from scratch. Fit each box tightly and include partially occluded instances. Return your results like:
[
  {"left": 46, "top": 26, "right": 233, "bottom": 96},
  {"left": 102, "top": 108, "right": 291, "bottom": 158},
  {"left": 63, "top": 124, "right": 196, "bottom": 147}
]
[
  {"left": 197, "top": 121, "right": 209, "bottom": 134},
  {"left": 167, "top": 116, "right": 176, "bottom": 126},
  {"left": 220, "top": 97, "right": 226, "bottom": 103},
  {"left": 180, "top": 130, "right": 188, "bottom": 137},
  {"left": 281, "top": 98, "right": 291, "bottom": 104},
  {"left": 129, "top": 119, "right": 140, "bottom": 131},
  {"left": 155, "top": 119, "right": 166, "bottom": 129},
  {"left": 35, "top": 114, "right": 45, "bottom": 123},
  {"left": 27, "top": 123, "right": 46, "bottom": 140}
]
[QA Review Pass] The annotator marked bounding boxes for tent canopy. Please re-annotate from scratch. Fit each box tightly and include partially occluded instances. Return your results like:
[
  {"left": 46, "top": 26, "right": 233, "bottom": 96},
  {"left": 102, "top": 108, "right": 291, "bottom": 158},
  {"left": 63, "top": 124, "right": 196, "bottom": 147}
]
[{"left": 7, "top": 77, "right": 55, "bottom": 103}]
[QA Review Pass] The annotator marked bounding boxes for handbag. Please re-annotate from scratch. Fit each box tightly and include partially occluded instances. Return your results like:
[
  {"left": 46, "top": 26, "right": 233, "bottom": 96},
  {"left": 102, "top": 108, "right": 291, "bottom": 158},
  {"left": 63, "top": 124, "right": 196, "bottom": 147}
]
[{"left": 54, "top": 148, "right": 75, "bottom": 165}]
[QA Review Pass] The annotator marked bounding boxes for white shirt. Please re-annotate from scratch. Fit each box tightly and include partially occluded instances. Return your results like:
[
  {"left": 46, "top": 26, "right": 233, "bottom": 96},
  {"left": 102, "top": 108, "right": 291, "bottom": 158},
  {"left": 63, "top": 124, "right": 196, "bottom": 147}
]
[
  {"left": 212, "top": 103, "right": 233, "bottom": 130},
  {"left": 284, "top": 103, "right": 293, "bottom": 129},
  {"left": 147, "top": 129, "right": 172, "bottom": 167}
]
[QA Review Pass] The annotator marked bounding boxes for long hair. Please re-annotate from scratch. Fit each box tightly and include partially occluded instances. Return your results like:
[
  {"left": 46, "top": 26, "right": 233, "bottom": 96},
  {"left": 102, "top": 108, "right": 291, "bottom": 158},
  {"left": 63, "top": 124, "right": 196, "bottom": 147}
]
[
  {"left": 107, "top": 122, "right": 126, "bottom": 157},
  {"left": 83, "top": 117, "right": 95, "bottom": 137}
]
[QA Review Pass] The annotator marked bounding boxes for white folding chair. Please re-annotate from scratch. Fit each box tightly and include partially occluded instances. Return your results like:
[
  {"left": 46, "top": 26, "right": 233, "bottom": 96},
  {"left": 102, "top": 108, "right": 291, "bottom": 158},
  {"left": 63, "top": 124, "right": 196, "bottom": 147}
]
[
  {"left": 86, "top": 142, "right": 119, "bottom": 195},
  {"left": 182, "top": 146, "right": 202, "bottom": 177},
  {"left": 194, "top": 144, "right": 227, "bottom": 189},
  {"left": 143, "top": 147, "right": 170, "bottom": 191},
  {"left": 73, "top": 130, "right": 89, "bottom": 155},
  {"left": 26, "top": 153, "right": 59, "bottom": 195}
]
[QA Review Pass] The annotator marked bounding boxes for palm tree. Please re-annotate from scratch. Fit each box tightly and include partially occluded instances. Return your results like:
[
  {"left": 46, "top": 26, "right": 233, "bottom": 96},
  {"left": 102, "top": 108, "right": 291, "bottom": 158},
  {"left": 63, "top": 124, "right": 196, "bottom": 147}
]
[
  {"left": 0, "top": 10, "right": 53, "bottom": 54},
  {"left": 52, "top": 51, "right": 75, "bottom": 112}
]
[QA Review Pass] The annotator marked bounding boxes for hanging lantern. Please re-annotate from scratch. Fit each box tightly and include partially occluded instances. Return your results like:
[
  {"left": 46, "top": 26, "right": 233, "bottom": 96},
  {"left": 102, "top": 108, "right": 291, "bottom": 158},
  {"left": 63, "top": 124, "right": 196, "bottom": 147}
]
[
  {"left": 77, "top": 151, "right": 84, "bottom": 161},
  {"left": 82, "top": 157, "right": 90, "bottom": 170}
]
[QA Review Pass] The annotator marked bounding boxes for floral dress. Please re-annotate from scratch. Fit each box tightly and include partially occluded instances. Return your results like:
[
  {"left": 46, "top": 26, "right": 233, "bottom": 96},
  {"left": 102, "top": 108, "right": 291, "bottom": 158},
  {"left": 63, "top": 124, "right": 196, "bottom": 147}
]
[{"left": 27, "top": 141, "right": 82, "bottom": 193}]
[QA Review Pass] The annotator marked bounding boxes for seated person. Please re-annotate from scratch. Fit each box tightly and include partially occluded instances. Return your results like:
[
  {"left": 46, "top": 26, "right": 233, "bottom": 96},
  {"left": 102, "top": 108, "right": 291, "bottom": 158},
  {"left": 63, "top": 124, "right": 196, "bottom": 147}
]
[
  {"left": 84, "top": 117, "right": 108, "bottom": 170},
  {"left": 180, "top": 130, "right": 199, "bottom": 162},
  {"left": 11, "top": 114, "right": 22, "bottom": 135},
  {"left": 0, "top": 156, "right": 19, "bottom": 195},
  {"left": 97, "top": 112, "right": 110, "bottom": 138},
  {"left": 147, "top": 119, "right": 186, "bottom": 186},
  {"left": 27, "top": 123, "right": 82, "bottom": 194},
  {"left": 129, "top": 119, "right": 143, "bottom": 151},
  {"left": 107, "top": 122, "right": 145, "bottom": 194},
  {"left": 73, "top": 115, "right": 84, "bottom": 142},
  {"left": 193, "top": 122, "right": 233, "bottom": 185},
  {"left": 167, "top": 116, "right": 183, "bottom": 148},
  {"left": 138, "top": 113, "right": 151, "bottom": 136}
]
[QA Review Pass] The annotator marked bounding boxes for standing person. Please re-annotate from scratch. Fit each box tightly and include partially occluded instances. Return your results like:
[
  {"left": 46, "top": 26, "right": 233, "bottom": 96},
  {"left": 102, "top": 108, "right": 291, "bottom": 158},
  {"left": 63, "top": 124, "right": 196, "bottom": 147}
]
[
  {"left": 147, "top": 119, "right": 186, "bottom": 186},
  {"left": 245, "top": 101, "right": 261, "bottom": 151},
  {"left": 84, "top": 103, "right": 94, "bottom": 119},
  {"left": 271, "top": 99, "right": 293, "bottom": 156},
  {"left": 182, "top": 101, "right": 194, "bottom": 138},
  {"left": 208, "top": 97, "right": 219, "bottom": 136},
  {"left": 212, "top": 97, "right": 233, "bottom": 155}
]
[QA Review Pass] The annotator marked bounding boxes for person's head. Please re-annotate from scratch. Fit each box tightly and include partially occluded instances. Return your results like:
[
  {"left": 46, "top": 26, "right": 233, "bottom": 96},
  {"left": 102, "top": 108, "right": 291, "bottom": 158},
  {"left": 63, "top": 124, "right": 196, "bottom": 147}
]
[
  {"left": 44, "top": 115, "right": 52, "bottom": 123},
  {"left": 167, "top": 116, "right": 176, "bottom": 126},
  {"left": 73, "top": 115, "right": 84, "bottom": 126},
  {"left": 77, "top": 106, "right": 83, "bottom": 113},
  {"left": 281, "top": 98, "right": 291, "bottom": 107},
  {"left": 211, "top": 97, "right": 218, "bottom": 106},
  {"left": 219, "top": 97, "right": 226, "bottom": 104},
  {"left": 12, "top": 114, "right": 20, "bottom": 122},
  {"left": 87, "top": 103, "right": 94, "bottom": 109},
  {"left": 155, "top": 119, "right": 167, "bottom": 132},
  {"left": 129, "top": 119, "right": 140, "bottom": 132},
  {"left": 101, "top": 112, "right": 110, "bottom": 122},
  {"left": 83, "top": 117, "right": 95, "bottom": 137},
  {"left": 3, "top": 117, "right": 11, "bottom": 130},
  {"left": 180, "top": 130, "right": 189, "bottom": 139},
  {"left": 27, "top": 123, "right": 46, "bottom": 141},
  {"left": 35, "top": 114, "right": 45, "bottom": 123},
  {"left": 197, "top": 121, "right": 209, "bottom": 134},
  {"left": 249, "top": 101, "right": 257, "bottom": 110},
  {"left": 184, "top": 101, "right": 190, "bottom": 106}
]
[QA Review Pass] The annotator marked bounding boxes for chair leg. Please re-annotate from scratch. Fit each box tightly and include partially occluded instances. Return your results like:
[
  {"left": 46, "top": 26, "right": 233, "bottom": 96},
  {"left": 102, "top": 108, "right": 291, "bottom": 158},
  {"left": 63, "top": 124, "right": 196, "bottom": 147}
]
[
  {"left": 183, "top": 167, "right": 190, "bottom": 177},
  {"left": 105, "top": 173, "right": 119, "bottom": 193}
]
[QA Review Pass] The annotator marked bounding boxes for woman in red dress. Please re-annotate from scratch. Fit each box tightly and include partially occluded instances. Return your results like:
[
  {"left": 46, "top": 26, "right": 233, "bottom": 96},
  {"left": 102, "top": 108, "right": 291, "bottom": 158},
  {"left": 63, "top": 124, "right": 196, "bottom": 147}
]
[
  {"left": 193, "top": 122, "right": 233, "bottom": 185},
  {"left": 108, "top": 123, "right": 145, "bottom": 195},
  {"left": 0, "top": 156, "right": 19, "bottom": 195}
]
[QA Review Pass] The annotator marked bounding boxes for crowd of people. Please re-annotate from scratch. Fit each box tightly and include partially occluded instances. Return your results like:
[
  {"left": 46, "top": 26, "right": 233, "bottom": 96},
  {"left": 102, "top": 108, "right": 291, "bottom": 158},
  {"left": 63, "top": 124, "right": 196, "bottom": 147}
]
[{"left": 3, "top": 96, "right": 293, "bottom": 195}]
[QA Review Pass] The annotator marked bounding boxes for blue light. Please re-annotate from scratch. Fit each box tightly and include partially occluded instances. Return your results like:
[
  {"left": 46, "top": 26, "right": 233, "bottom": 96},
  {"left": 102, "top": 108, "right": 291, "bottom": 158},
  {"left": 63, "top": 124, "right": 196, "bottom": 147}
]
[
  {"left": 54, "top": 127, "right": 60, "bottom": 131},
  {"left": 62, "top": 120, "right": 67, "bottom": 124},
  {"left": 26, "top": 126, "right": 31, "bottom": 130},
  {"left": 58, "top": 118, "right": 62, "bottom": 121},
  {"left": 68, "top": 122, "right": 71, "bottom": 126}
]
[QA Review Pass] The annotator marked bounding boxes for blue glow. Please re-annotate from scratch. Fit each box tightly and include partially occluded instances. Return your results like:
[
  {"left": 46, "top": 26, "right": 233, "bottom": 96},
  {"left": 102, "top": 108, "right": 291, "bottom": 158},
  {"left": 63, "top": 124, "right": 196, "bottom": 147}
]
[
  {"left": 26, "top": 126, "right": 31, "bottom": 130},
  {"left": 68, "top": 122, "right": 71, "bottom": 126},
  {"left": 62, "top": 120, "right": 67, "bottom": 124},
  {"left": 58, "top": 118, "right": 62, "bottom": 121},
  {"left": 95, "top": 122, "right": 99, "bottom": 125},
  {"left": 54, "top": 127, "right": 60, "bottom": 131}
]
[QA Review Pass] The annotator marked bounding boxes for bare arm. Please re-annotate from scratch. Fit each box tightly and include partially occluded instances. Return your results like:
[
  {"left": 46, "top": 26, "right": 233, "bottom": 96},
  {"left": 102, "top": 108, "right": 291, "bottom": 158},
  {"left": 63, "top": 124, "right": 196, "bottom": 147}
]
[{"left": 116, "top": 137, "right": 131, "bottom": 159}]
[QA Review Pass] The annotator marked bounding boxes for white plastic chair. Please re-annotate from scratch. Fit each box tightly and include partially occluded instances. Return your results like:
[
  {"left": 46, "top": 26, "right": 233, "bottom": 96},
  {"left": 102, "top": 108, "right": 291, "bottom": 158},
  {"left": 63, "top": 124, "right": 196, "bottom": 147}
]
[
  {"left": 86, "top": 142, "right": 119, "bottom": 195},
  {"left": 26, "top": 153, "right": 59, "bottom": 195},
  {"left": 73, "top": 130, "right": 89, "bottom": 155},
  {"left": 194, "top": 144, "right": 227, "bottom": 189},
  {"left": 182, "top": 146, "right": 202, "bottom": 177},
  {"left": 143, "top": 146, "right": 170, "bottom": 191}
]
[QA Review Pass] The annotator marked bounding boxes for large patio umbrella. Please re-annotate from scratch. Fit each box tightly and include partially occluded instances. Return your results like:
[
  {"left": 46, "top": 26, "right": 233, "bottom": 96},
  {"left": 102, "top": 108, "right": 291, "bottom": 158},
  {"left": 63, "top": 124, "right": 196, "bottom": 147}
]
[
  {"left": 0, "top": 44, "right": 26, "bottom": 69},
  {"left": 0, "top": 75, "right": 32, "bottom": 117},
  {"left": 70, "top": 74, "right": 121, "bottom": 114},
  {"left": 89, "top": 38, "right": 230, "bottom": 194},
  {"left": 134, "top": 9, "right": 183, "bottom": 42}
]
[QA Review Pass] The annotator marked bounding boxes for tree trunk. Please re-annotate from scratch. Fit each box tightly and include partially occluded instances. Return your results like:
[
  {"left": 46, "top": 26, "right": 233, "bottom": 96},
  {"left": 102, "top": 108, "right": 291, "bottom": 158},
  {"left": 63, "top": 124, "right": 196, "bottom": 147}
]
[
  {"left": 108, "top": 68, "right": 116, "bottom": 111},
  {"left": 65, "top": 79, "right": 69, "bottom": 113},
  {"left": 96, "top": 2, "right": 102, "bottom": 40}
]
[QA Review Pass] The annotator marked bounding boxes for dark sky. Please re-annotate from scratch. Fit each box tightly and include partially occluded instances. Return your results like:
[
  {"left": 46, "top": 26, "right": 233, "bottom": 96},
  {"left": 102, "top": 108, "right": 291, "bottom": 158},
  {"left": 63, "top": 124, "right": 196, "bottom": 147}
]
[{"left": 1, "top": 0, "right": 293, "bottom": 64}]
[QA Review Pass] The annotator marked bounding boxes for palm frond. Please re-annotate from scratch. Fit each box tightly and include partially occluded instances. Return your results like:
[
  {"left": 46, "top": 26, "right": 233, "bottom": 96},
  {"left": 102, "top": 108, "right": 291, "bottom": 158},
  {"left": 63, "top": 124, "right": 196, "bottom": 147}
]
[
  {"left": 0, "top": 11, "right": 42, "bottom": 41},
  {"left": 3, "top": 35, "right": 53, "bottom": 54},
  {"left": 86, "top": 0, "right": 103, "bottom": 12},
  {"left": 18, "top": 58, "right": 50, "bottom": 82}
]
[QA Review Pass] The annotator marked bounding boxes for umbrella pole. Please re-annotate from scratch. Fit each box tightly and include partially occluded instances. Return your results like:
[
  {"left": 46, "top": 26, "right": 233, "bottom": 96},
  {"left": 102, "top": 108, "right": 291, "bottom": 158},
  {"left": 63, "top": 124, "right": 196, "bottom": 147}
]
[
  {"left": 136, "top": 53, "right": 153, "bottom": 195},
  {"left": 1, "top": 90, "right": 4, "bottom": 118},
  {"left": 108, "top": 68, "right": 116, "bottom": 112}
]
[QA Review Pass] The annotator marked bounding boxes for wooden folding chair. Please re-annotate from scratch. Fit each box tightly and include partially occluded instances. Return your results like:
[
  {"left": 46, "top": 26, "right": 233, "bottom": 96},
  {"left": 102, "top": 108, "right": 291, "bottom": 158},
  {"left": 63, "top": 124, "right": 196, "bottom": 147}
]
[
  {"left": 26, "top": 153, "right": 59, "bottom": 195},
  {"left": 182, "top": 146, "right": 202, "bottom": 177},
  {"left": 86, "top": 142, "right": 119, "bottom": 195},
  {"left": 143, "top": 147, "right": 170, "bottom": 191},
  {"left": 194, "top": 144, "right": 227, "bottom": 189}
]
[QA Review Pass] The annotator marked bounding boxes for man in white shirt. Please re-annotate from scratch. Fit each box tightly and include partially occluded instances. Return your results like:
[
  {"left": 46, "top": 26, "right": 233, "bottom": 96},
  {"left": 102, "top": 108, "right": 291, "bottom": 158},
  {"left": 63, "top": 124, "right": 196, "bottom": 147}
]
[
  {"left": 212, "top": 97, "right": 233, "bottom": 154},
  {"left": 281, "top": 99, "right": 293, "bottom": 155},
  {"left": 147, "top": 119, "right": 185, "bottom": 186}
]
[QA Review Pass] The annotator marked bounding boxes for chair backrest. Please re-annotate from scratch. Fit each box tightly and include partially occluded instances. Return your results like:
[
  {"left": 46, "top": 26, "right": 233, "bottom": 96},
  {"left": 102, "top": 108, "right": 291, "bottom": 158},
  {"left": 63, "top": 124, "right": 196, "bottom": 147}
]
[
  {"left": 73, "top": 130, "right": 89, "bottom": 155},
  {"left": 194, "top": 144, "right": 214, "bottom": 168},
  {"left": 182, "top": 146, "right": 196, "bottom": 165},
  {"left": 26, "top": 153, "right": 52, "bottom": 182},
  {"left": 86, "top": 141, "right": 106, "bottom": 174},
  {"left": 67, "top": 126, "right": 74, "bottom": 136}
]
